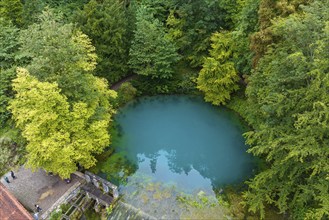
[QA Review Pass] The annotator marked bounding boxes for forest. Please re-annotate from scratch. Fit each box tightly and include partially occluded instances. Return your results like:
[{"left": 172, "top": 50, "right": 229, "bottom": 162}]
[{"left": 0, "top": 0, "right": 328, "bottom": 219}]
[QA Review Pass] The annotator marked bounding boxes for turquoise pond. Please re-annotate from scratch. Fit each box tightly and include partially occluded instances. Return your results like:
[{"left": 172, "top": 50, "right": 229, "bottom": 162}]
[{"left": 109, "top": 96, "right": 255, "bottom": 218}]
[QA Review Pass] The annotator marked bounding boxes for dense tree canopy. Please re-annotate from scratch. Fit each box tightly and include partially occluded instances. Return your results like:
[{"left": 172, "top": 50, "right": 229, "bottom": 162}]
[
  {"left": 0, "top": 19, "right": 22, "bottom": 126},
  {"left": 244, "top": 1, "right": 329, "bottom": 218},
  {"left": 19, "top": 9, "right": 97, "bottom": 78},
  {"left": 0, "top": 0, "right": 328, "bottom": 218},
  {"left": 166, "top": 0, "right": 239, "bottom": 67},
  {"left": 0, "top": 0, "right": 23, "bottom": 26},
  {"left": 18, "top": 9, "right": 100, "bottom": 105},
  {"left": 197, "top": 32, "right": 239, "bottom": 105},
  {"left": 250, "top": 0, "right": 310, "bottom": 66},
  {"left": 9, "top": 68, "right": 116, "bottom": 178},
  {"left": 8, "top": 9, "right": 118, "bottom": 178},
  {"left": 75, "top": 0, "right": 130, "bottom": 83},
  {"left": 129, "top": 5, "right": 180, "bottom": 79}
]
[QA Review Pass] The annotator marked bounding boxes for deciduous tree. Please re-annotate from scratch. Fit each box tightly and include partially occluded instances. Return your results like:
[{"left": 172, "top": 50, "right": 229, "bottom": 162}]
[
  {"left": 9, "top": 68, "right": 116, "bottom": 178},
  {"left": 18, "top": 9, "right": 98, "bottom": 103}
]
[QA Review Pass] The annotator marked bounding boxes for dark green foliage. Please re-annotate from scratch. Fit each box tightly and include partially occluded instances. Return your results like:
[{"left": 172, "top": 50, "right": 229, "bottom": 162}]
[
  {"left": 232, "top": 0, "right": 260, "bottom": 76},
  {"left": 139, "top": 0, "right": 174, "bottom": 22},
  {"left": 0, "top": 127, "right": 26, "bottom": 175},
  {"left": 0, "top": 68, "right": 16, "bottom": 125},
  {"left": 0, "top": 20, "right": 21, "bottom": 69},
  {"left": 0, "top": 20, "right": 21, "bottom": 126},
  {"left": 0, "top": 136, "right": 18, "bottom": 175},
  {"left": 18, "top": 9, "right": 102, "bottom": 104},
  {"left": 174, "top": 61, "right": 199, "bottom": 95},
  {"left": 131, "top": 76, "right": 175, "bottom": 95},
  {"left": 166, "top": 0, "right": 238, "bottom": 67},
  {"left": 22, "top": 0, "right": 45, "bottom": 26},
  {"left": 129, "top": 5, "right": 180, "bottom": 79},
  {"left": 74, "top": 0, "right": 130, "bottom": 83},
  {"left": 44, "top": 0, "right": 88, "bottom": 18}
]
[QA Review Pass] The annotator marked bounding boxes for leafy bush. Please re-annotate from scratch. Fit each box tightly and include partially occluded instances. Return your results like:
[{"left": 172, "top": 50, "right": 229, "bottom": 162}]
[
  {"left": 48, "top": 209, "right": 63, "bottom": 220},
  {"left": 116, "top": 82, "right": 137, "bottom": 106}
]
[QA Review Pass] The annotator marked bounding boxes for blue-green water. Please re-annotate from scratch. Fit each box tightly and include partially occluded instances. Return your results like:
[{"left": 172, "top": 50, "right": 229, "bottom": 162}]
[{"left": 112, "top": 96, "right": 254, "bottom": 218}]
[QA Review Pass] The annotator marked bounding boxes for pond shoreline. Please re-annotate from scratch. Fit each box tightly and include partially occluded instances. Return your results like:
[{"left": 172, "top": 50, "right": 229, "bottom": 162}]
[{"left": 93, "top": 95, "right": 257, "bottom": 219}]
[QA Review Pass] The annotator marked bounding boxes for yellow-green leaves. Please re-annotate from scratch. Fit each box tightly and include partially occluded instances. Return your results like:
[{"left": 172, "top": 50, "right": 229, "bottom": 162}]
[
  {"left": 71, "top": 30, "right": 97, "bottom": 72},
  {"left": 197, "top": 32, "right": 239, "bottom": 105},
  {"left": 9, "top": 68, "right": 115, "bottom": 178}
]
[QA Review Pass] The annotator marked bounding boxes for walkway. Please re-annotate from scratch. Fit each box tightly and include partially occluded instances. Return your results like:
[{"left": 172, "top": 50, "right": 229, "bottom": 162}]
[
  {"left": 110, "top": 74, "right": 137, "bottom": 90},
  {"left": 0, "top": 166, "right": 84, "bottom": 217}
]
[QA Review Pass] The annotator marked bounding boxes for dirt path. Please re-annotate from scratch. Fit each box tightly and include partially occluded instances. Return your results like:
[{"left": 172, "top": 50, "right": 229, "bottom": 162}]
[{"left": 110, "top": 74, "right": 137, "bottom": 90}]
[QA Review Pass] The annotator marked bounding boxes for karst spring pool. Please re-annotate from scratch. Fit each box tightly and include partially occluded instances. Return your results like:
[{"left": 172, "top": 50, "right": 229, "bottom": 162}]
[{"left": 106, "top": 96, "right": 255, "bottom": 219}]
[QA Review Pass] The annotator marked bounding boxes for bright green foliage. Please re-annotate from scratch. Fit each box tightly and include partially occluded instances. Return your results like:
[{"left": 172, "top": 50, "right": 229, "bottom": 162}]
[
  {"left": 0, "top": 0, "right": 23, "bottom": 26},
  {"left": 16, "top": 10, "right": 117, "bottom": 178},
  {"left": 16, "top": 9, "right": 116, "bottom": 177},
  {"left": 244, "top": 1, "right": 329, "bottom": 218},
  {"left": 9, "top": 68, "right": 116, "bottom": 178},
  {"left": 75, "top": 0, "right": 130, "bottom": 83},
  {"left": 197, "top": 32, "right": 239, "bottom": 105},
  {"left": 129, "top": 6, "right": 180, "bottom": 79}
]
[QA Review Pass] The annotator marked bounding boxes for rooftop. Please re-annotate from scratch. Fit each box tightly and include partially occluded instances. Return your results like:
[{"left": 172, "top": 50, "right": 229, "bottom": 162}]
[{"left": 0, "top": 182, "right": 33, "bottom": 220}]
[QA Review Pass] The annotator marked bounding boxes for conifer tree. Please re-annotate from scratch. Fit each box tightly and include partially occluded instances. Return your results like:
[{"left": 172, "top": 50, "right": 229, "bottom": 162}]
[
  {"left": 0, "top": 0, "right": 23, "bottom": 26},
  {"left": 75, "top": 0, "right": 130, "bottom": 83},
  {"left": 244, "top": 1, "right": 329, "bottom": 218},
  {"left": 129, "top": 5, "right": 180, "bottom": 79},
  {"left": 197, "top": 32, "right": 239, "bottom": 105}
]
